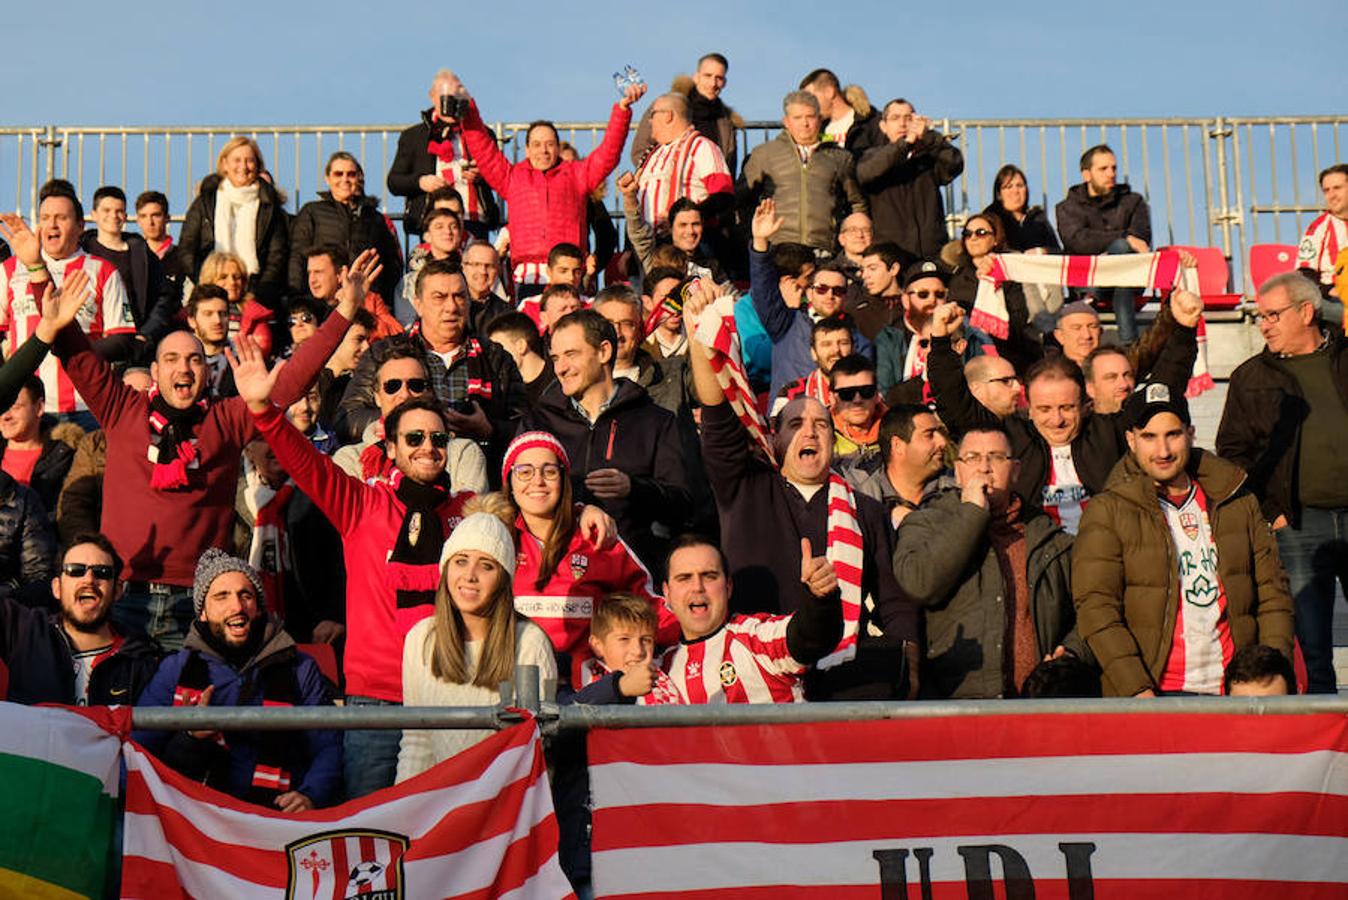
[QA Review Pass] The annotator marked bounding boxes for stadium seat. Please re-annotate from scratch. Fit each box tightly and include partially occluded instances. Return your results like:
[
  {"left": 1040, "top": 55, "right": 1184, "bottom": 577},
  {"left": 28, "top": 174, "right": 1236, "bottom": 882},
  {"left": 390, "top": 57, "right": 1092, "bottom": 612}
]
[
  {"left": 1168, "top": 246, "right": 1243, "bottom": 310},
  {"left": 1248, "top": 243, "right": 1298, "bottom": 293},
  {"left": 297, "top": 642, "right": 340, "bottom": 686}
]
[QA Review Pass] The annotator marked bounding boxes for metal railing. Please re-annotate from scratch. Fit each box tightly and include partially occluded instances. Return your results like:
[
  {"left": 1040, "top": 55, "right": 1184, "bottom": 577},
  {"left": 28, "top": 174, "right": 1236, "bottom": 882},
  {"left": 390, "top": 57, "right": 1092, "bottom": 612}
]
[
  {"left": 129, "top": 665, "right": 1348, "bottom": 736},
  {"left": 2, "top": 114, "right": 1343, "bottom": 293}
]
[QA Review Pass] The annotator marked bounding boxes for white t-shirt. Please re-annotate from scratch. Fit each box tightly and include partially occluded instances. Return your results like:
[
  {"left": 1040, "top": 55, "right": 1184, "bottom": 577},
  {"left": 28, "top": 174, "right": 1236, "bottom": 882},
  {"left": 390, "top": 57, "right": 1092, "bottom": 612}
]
[
  {"left": 825, "top": 109, "right": 856, "bottom": 146},
  {"left": 71, "top": 644, "right": 112, "bottom": 706},
  {"left": 1041, "top": 444, "right": 1089, "bottom": 534}
]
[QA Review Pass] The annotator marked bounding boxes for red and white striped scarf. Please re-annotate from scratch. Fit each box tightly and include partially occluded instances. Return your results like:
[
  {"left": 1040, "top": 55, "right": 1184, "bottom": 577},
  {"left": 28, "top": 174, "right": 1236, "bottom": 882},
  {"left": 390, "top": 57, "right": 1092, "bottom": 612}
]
[
  {"left": 689, "top": 294, "right": 864, "bottom": 669},
  {"left": 247, "top": 480, "right": 294, "bottom": 619},
  {"left": 973, "top": 251, "right": 1212, "bottom": 396}
]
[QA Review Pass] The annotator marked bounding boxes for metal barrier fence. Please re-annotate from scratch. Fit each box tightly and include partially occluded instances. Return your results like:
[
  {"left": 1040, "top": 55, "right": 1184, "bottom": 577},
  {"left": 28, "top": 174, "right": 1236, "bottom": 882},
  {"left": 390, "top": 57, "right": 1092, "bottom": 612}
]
[
  {"left": 130, "top": 665, "right": 1348, "bottom": 736},
  {"left": 1, "top": 115, "right": 1343, "bottom": 292}
]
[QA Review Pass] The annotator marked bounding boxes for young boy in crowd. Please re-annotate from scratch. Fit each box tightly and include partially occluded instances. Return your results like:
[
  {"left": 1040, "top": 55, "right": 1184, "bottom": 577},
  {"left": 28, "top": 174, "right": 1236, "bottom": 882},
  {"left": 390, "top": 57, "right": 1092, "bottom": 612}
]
[{"left": 573, "top": 593, "right": 680, "bottom": 705}]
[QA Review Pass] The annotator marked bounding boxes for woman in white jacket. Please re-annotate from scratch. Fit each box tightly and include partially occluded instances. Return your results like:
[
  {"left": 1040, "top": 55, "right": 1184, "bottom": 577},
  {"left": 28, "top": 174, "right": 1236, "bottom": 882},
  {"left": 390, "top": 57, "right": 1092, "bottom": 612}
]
[{"left": 396, "top": 495, "right": 557, "bottom": 781}]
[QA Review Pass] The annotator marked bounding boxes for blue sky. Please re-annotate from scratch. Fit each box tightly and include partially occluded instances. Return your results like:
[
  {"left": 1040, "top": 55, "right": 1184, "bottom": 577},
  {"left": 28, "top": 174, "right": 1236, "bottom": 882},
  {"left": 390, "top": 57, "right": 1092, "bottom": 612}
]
[{"left": 1, "top": 0, "right": 1338, "bottom": 125}]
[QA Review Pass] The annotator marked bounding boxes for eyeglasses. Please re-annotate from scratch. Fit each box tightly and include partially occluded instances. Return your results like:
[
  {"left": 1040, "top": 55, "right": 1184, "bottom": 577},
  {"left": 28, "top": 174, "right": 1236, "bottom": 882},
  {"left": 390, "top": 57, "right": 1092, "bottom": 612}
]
[
  {"left": 983, "top": 375, "right": 1020, "bottom": 386},
  {"left": 288, "top": 312, "right": 316, "bottom": 326},
  {"left": 956, "top": 451, "right": 1014, "bottom": 466},
  {"left": 511, "top": 462, "right": 563, "bottom": 483},
  {"left": 62, "top": 562, "right": 116, "bottom": 581},
  {"left": 402, "top": 430, "right": 451, "bottom": 449},
  {"left": 1253, "top": 304, "right": 1302, "bottom": 324},
  {"left": 962, "top": 228, "right": 994, "bottom": 239},
  {"left": 381, "top": 378, "right": 429, "bottom": 395},
  {"left": 908, "top": 288, "right": 948, "bottom": 300},
  {"left": 811, "top": 284, "right": 848, "bottom": 297},
  {"left": 833, "top": 384, "right": 878, "bottom": 402}
]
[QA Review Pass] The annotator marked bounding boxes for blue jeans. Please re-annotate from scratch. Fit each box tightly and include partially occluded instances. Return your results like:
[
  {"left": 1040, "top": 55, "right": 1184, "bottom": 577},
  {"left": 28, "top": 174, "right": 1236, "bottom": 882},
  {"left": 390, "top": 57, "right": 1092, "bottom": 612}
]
[
  {"left": 343, "top": 695, "right": 402, "bottom": 799},
  {"left": 1105, "top": 237, "right": 1142, "bottom": 343},
  {"left": 113, "top": 583, "right": 194, "bottom": 652},
  {"left": 1275, "top": 507, "right": 1348, "bottom": 694}
]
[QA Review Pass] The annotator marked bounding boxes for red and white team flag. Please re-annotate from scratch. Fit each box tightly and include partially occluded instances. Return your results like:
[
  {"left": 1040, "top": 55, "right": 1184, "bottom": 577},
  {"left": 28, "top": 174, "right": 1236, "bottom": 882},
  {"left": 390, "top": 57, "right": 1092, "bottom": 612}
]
[
  {"left": 121, "top": 719, "right": 575, "bottom": 900},
  {"left": 589, "top": 713, "right": 1348, "bottom": 899}
]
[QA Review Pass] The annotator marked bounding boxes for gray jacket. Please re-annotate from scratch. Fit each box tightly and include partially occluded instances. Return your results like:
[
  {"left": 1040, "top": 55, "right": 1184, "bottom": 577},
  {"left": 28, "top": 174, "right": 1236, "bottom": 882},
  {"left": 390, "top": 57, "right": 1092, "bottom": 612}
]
[
  {"left": 893, "top": 488, "right": 1084, "bottom": 699},
  {"left": 738, "top": 131, "right": 866, "bottom": 251}
]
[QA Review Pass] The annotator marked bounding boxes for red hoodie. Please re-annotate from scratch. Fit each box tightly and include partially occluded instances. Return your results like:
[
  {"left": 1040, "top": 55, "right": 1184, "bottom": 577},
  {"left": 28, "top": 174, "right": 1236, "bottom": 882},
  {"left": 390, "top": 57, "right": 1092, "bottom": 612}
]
[{"left": 252, "top": 404, "right": 473, "bottom": 702}]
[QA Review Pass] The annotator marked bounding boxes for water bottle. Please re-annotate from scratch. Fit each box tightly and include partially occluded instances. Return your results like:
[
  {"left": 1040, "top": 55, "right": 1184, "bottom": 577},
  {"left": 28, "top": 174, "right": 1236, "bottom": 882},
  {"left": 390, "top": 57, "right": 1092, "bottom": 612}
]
[{"left": 612, "top": 65, "right": 645, "bottom": 97}]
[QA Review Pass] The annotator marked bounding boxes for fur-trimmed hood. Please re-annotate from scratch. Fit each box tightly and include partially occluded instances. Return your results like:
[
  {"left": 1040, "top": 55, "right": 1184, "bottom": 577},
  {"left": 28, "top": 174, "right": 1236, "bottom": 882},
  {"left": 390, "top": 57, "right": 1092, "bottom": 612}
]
[{"left": 671, "top": 74, "right": 745, "bottom": 128}]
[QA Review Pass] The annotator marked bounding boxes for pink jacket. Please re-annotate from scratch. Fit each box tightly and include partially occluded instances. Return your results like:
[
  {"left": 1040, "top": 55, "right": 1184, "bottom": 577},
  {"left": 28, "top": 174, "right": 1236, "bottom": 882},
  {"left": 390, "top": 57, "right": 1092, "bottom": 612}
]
[{"left": 461, "top": 101, "right": 631, "bottom": 266}]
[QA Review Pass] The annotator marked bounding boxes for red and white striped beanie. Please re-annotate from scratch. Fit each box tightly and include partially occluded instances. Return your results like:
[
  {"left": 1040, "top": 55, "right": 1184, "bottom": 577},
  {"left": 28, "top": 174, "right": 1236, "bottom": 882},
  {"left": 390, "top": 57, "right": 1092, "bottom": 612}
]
[{"left": 502, "top": 431, "right": 571, "bottom": 484}]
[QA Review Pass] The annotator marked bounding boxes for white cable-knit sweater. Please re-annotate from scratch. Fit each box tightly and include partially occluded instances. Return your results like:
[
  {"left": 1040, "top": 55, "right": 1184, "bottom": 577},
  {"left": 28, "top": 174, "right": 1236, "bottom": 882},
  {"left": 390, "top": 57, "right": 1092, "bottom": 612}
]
[{"left": 395, "top": 617, "right": 557, "bottom": 782}]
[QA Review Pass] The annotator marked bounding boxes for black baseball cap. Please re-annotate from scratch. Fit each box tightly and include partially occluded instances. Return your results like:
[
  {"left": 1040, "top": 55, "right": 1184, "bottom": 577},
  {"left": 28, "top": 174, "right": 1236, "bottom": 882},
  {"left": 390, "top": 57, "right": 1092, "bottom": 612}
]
[
  {"left": 902, "top": 260, "right": 951, "bottom": 289},
  {"left": 1123, "top": 382, "right": 1191, "bottom": 431}
]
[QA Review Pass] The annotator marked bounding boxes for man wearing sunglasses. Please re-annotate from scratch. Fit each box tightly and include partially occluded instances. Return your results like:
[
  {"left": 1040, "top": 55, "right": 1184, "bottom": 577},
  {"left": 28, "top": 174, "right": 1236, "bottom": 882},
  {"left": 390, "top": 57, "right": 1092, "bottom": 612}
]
[
  {"left": 0, "top": 532, "right": 161, "bottom": 705},
  {"left": 750, "top": 199, "right": 874, "bottom": 399},
  {"left": 875, "top": 260, "right": 994, "bottom": 400},
  {"left": 333, "top": 336, "right": 487, "bottom": 493},
  {"left": 828, "top": 354, "right": 886, "bottom": 484}
]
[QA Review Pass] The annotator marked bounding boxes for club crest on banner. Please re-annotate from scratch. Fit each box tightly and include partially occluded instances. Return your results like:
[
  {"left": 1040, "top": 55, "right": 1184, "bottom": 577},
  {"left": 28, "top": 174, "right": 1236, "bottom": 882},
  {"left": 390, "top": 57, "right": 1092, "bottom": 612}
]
[{"left": 286, "top": 829, "right": 409, "bottom": 900}]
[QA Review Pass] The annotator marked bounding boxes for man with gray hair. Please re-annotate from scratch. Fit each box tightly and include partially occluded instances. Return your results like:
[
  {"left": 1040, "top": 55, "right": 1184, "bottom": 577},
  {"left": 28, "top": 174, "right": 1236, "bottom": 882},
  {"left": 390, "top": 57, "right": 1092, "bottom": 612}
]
[
  {"left": 1217, "top": 271, "right": 1348, "bottom": 693},
  {"left": 738, "top": 90, "right": 866, "bottom": 253},
  {"left": 632, "top": 92, "right": 733, "bottom": 234},
  {"left": 132, "top": 548, "right": 343, "bottom": 810}
]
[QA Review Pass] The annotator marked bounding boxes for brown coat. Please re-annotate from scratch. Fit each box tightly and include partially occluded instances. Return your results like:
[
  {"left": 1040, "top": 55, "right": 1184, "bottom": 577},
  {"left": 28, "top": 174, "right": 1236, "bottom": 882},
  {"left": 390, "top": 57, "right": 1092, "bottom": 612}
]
[{"left": 1072, "top": 449, "right": 1294, "bottom": 697}]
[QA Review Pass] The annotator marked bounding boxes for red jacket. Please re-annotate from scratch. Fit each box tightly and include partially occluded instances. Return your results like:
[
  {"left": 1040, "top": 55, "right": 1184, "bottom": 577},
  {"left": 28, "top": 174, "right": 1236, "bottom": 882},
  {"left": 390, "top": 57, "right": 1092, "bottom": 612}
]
[
  {"left": 253, "top": 404, "right": 473, "bottom": 702},
  {"left": 461, "top": 101, "right": 631, "bottom": 266},
  {"left": 512, "top": 516, "right": 678, "bottom": 670},
  {"left": 54, "top": 311, "right": 349, "bottom": 586}
]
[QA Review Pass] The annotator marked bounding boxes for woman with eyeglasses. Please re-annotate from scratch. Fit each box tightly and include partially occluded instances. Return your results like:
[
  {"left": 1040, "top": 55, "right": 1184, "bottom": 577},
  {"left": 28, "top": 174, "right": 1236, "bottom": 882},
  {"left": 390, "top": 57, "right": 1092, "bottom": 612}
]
[
  {"left": 941, "top": 213, "right": 1042, "bottom": 369},
  {"left": 396, "top": 495, "right": 558, "bottom": 780},
  {"left": 983, "top": 164, "right": 1063, "bottom": 329},
  {"left": 501, "top": 431, "right": 673, "bottom": 687}
]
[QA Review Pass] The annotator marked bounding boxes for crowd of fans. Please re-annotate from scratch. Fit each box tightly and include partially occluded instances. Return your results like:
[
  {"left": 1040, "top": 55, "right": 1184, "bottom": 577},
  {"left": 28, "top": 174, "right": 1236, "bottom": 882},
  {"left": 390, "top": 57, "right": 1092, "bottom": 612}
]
[{"left": 0, "top": 53, "right": 1341, "bottom": 894}]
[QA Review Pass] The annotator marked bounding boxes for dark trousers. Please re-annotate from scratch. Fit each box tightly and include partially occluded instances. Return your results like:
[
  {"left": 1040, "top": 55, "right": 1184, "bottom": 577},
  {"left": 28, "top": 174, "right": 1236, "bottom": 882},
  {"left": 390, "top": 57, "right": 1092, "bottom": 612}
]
[{"left": 1275, "top": 507, "right": 1348, "bottom": 693}]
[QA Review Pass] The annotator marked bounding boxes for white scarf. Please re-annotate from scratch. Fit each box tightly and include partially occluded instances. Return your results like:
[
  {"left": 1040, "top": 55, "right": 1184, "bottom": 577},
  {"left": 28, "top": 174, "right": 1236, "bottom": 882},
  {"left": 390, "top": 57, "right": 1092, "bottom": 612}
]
[{"left": 214, "top": 179, "right": 261, "bottom": 275}]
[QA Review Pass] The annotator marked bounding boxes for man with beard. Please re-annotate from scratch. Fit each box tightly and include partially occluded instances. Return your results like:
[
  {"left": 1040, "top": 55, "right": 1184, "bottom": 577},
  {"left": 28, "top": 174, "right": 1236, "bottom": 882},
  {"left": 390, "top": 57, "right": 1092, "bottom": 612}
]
[
  {"left": 854, "top": 404, "right": 953, "bottom": 530},
  {"left": 0, "top": 533, "right": 160, "bottom": 705},
  {"left": 133, "top": 549, "right": 341, "bottom": 810},
  {"left": 1074, "top": 384, "right": 1293, "bottom": 697}
]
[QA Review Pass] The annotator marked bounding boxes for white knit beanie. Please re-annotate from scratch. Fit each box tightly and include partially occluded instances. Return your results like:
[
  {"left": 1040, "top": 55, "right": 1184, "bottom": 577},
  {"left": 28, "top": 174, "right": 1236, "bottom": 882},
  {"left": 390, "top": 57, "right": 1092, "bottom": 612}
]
[{"left": 438, "top": 512, "right": 517, "bottom": 579}]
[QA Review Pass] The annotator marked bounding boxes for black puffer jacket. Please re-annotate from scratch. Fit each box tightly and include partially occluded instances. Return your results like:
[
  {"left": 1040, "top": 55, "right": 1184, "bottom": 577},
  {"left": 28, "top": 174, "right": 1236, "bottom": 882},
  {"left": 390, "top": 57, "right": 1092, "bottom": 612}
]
[
  {"left": 287, "top": 192, "right": 403, "bottom": 303},
  {"left": 0, "top": 435, "right": 75, "bottom": 525},
  {"left": 177, "top": 174, "right": 290, "bottom": 306},
  {"left": 0, "top": 470, "right": 56, "bottom": 606},
  {"left": 857, "top": 129, "right": 964, "bottom": 259},
  {"left": 0, "top": 599, "right": 161, "bottom": 705},
  {"left": 520, "top": 378, "right": 690, "bottom": 573},
  {"left": 1054, "top": 183, "right": 1151, "bottom": 255}
]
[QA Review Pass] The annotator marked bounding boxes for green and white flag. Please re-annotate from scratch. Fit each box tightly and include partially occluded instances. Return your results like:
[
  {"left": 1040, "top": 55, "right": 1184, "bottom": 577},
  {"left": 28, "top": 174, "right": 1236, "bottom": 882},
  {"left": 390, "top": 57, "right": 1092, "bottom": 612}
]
[{"left": 0, "top": 702, "right": 125, "bottom": 899}]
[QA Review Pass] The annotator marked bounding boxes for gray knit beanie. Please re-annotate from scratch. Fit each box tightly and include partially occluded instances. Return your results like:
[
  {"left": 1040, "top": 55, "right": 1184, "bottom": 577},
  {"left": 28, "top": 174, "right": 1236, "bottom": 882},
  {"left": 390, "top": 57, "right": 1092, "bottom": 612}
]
[{"left": 192, "top": 547, "right": 266, "bottom": 617}]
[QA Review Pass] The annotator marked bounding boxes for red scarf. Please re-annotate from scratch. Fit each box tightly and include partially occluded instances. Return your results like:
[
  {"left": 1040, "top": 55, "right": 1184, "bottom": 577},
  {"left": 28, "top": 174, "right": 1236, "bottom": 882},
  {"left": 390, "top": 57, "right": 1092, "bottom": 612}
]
[{"left": 250, "top": 483, "right": 295, "bottom": 618}]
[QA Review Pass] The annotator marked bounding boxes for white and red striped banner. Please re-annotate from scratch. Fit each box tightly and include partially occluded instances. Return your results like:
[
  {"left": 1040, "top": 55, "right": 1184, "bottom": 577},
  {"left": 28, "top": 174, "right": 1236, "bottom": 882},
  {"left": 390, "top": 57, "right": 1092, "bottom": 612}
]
[
  {"left": 589, "top": 713, "right": 1348, "bottom": 899},
  {"left": 121, "top": 720, "right": 575, "bottom": 899}
]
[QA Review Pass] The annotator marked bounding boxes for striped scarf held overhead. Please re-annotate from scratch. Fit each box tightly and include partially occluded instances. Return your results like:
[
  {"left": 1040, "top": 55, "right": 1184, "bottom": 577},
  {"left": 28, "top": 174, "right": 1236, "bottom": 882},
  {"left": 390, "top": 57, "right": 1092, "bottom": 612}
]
[
  {"left": 689, "top": 294, "right": 865, "bottom": 669},
  {"left": 972, "top": 250, "right": 1212, "bottom": 396}
]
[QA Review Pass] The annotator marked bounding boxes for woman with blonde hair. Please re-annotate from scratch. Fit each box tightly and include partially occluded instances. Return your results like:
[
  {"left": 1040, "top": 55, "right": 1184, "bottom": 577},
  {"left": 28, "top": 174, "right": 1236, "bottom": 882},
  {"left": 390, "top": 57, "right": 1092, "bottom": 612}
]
[
  {"left": 396, "top": 493, "right": 557, "bottom": 780},
  {"left": 179, "top": 135, "right": 290, "bottom": 306},
  {"left": 199, "top": 250, "right": 275, "bottom": 355}
]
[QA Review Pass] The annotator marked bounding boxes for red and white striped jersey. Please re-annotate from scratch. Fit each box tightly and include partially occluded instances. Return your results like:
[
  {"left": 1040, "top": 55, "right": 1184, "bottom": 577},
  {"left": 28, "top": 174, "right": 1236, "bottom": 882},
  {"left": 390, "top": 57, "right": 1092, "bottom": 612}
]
[
  {"left": 658, "top": 614, "right": 806, "bottom": 704},
  {"left": 1157, "top": 483, "right": 1234, "bottom": 694},
  {"left": 636, "top": 126, "right": 733, "bottom": 230},
  {"left": 1296, "top": 212, "right": 1348, "bottom": 285},
  {"left": 0, "top": 252, "right": 135, "bottom": 413}
]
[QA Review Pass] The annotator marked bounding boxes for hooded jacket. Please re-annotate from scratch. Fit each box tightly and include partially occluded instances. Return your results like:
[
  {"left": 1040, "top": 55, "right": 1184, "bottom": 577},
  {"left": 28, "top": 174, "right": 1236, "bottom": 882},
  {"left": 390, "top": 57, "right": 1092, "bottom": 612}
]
[
  {"left": 132, "top": 619, "right": 342, "bottom": 807},
  {"left": 893, "top": 488, "right": 1083, "bottom": 699},
  {"left": 739, "top": 131, "right": 867, "bottom": 252},
  {"left": 0, "top": 601, "right": 160, "bottom": 705},
  {"left": 1072, "top": 450, "right": 1294, "bottom": 697},
  {"left": 287, "top": 191, "right": 403, "bottom": 303},
  {"left": 856, "top": 128, "right": 963, "bottom": 260},
  {"left": 521, "top": 378, "right": 690, "bottom": 572},
  {"left": 1054, "top": 182, "right": 1151, "bottom": 256},
  {"left": 177, "top": 174, "right": 290, "bottom": 306}
]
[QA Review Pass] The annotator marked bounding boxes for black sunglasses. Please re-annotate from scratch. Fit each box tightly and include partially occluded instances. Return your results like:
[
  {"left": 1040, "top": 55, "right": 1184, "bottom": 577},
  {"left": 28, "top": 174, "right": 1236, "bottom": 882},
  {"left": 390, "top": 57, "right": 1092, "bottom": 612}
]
[
  {"left": 909, "top": 288, "right": 948, "bottom": 300},
  {"left": 963, "top": 227, "right": 994, "bottom": 239},
  {"left": 382, "top": 378, "right": 429, "bottom": 395},
  {"left": 811, "top": 284, "right": 848, "bottom": 297},
  {"left": 288, "top": 311, "right": 316, "bottom": 326},
  {"left": 834, "top": 384, "right": 878, "bottom": 402},
  {"left": 62, "top": 562, "right": 116, "bottom": 581},
  {"left": 402, "top": 429, "right": 451, "bottom": 449}
]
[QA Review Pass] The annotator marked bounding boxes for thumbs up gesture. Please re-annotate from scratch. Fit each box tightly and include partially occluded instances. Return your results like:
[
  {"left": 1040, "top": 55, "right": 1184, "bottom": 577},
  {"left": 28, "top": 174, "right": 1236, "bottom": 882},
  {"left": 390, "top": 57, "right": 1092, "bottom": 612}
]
[{"left": 800, "top": 538, "right": 839, "bottom": 599}]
